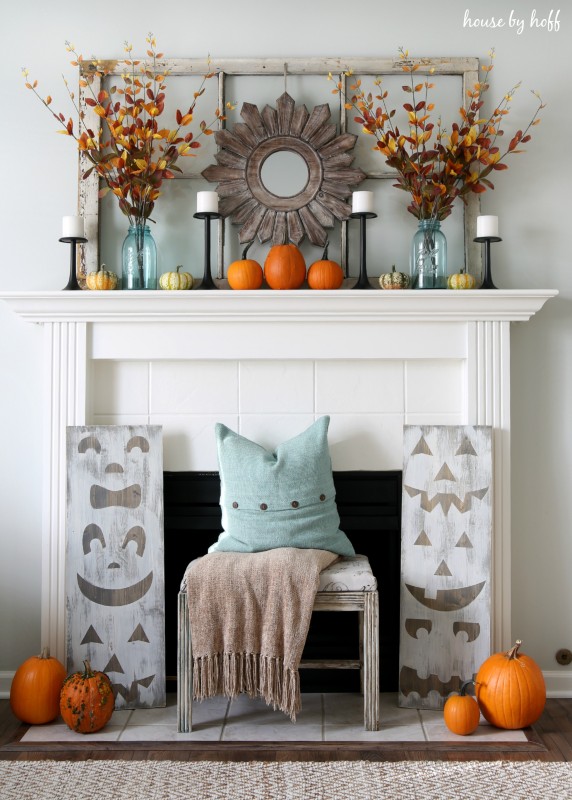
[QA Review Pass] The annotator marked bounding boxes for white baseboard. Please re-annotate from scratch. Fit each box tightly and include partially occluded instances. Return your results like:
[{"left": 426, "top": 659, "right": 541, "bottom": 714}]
[
  {"left": 0, "top": 671, "right": 14, "bottom": 699},
  {"left": 544, "top": 670, "right": 572, "bottom": 698}
]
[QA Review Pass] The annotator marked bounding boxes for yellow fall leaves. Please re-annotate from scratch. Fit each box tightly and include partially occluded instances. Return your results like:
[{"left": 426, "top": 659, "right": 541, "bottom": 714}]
[{"left": 24, "top": 35, "right": 223, "bottom": 226}]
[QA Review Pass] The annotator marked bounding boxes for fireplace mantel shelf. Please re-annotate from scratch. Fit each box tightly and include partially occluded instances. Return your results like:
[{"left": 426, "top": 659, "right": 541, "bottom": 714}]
[{"left": 0, "top": 288, "right": 557, "bottom": 324}]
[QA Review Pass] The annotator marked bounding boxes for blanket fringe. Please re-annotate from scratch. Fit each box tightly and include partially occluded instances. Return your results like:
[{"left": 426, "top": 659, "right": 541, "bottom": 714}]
[{"left": 193, "top": 653, "right": 301, "bottom": 721}]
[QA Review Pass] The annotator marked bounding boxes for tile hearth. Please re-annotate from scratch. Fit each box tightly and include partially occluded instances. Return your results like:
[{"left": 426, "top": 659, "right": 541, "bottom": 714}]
[{"left": 20, "top": 693, "right": 527, "bottom": 744}]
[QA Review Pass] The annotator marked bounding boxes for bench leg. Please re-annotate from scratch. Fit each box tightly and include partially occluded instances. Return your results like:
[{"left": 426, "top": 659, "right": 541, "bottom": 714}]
[
  {"left": 177, "top": 592, "right": 193, "bottom": 732},
  {"left": 363, "top": 591, "right": 380, "bottom": 731}
]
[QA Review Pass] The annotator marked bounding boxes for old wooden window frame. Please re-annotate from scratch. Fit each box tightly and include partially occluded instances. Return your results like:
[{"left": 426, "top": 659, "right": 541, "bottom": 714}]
[{"left": 78, "top": 56, "right": 481, "bottom": 284}]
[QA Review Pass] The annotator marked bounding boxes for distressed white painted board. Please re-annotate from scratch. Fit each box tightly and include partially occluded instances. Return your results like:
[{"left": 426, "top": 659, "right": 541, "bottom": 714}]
[
  {"left": 66, "top": 425, "right": 165, "bottom": 708},
  {"left": 399, "top": 425, "right": 492, "bottom": 709}
]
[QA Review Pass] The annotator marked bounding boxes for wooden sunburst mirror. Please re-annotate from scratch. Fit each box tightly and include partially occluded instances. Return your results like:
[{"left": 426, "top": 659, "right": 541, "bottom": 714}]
[{"left": 202, "top": 92, "right": 365, "bottom": 246}]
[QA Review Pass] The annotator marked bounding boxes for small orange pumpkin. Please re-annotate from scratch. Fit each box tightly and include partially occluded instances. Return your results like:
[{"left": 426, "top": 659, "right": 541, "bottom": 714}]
[
  {"left": 443, "top": 680, "right": 480, "bottom": 736},
  {"left": 476, "top": 640, "right": 546, "bottom": 729},
  {"left": 10, "top": 647, "right": 67, "bottom": 724},
  {"left": 264, "top": 243, "right": 306, "bottom": 290},
  {"left": 227, "top": 241, "right": 263, "bottom": 290},
  {"left": 307, "top": 242, "right": 344, "bottom": 290},
  {"left": 60, "top": 659, "right": 115, "bottom": 734}
]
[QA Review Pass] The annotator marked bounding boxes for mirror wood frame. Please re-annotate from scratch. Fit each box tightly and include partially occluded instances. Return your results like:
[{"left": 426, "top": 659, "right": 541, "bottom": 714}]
[{"left": 77, "top": 56, "right": 481, "bottom": 284}]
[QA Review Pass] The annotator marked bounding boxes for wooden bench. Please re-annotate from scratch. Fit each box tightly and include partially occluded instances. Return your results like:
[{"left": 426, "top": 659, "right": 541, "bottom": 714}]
[{"left": 177, "top": 554, "right": 380, "bottom": 731}]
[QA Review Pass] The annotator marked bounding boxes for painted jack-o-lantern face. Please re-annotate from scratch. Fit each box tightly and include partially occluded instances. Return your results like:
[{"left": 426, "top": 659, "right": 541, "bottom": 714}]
[
  {"left": 76, "top": 434, "right": 153, "bottom": 606},
  {"left": 66, "top": 425, "right": 164, "bottom": 710},
  {"left": 399, "top": 426, "right": 493, "bottom": 708}
]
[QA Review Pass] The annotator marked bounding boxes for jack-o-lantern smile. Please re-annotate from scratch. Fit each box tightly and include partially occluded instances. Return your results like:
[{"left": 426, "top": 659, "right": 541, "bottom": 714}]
[
  {"left": 404, "top": 485, "right": 488, "bottom": 516},
  {"left": 406, "top": 580, "right": 485, "bottom": 612},
  {"left": 400, "top": 666, "right": 463, "bottom": 698},
  {"left": 77, "top": 571, "right": 153, "bottom": 606}
]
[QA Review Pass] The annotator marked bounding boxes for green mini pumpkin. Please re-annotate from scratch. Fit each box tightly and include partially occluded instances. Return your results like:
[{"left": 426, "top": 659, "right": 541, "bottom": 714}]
[
  {"left": 159, "top": 265, "right": 193, "bottom": 290},
  {"left": 379, "top": 265, "right": 410, "bottom": 290},
  {"left": 86, "top": 264, "right": 118, "bottom": 291},
  {"left": 448, "top": 268, "right": 476, "bottom": 290}
]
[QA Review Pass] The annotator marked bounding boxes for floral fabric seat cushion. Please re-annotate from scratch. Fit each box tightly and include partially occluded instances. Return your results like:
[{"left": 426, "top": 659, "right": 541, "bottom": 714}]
[
  {"left": 180, "top": 553, "right": 376, "bottom": 593},
  {"left": 318, "top": 554, "right": 377, "bottom": 592}
]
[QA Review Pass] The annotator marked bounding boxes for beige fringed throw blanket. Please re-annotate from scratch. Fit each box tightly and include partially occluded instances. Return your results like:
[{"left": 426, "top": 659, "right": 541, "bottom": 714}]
[{"left": 185, "top": 548, "right": 338, "bottom": 721}]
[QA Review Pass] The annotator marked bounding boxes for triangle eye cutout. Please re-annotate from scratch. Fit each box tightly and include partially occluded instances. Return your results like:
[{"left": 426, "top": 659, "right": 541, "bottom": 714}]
[
  {"left": 128, "top": 623, "right": 150, "bottom": 643},
  {"left": 411, "top": 436, "right": 433, "bottom": 456},
  {"left": 414, "top": 530, "right": 432, "bottom": 546},
  {"left": 434, "top": 462, "right": 457, "bottom": 482},
  {"left": 80, "top": 625, "right": 103, "bottom": 645},
  {"left": 456, "top": 532, "right": 474, "bottom": 548},
  {"left": 456, "top": 437, "right": 478, "bottom": 456}
]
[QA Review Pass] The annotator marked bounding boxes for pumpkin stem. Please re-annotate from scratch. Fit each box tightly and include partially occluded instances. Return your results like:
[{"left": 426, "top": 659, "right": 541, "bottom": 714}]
[
  {"left": 242, "top": 241, "right": 254, "bottom": 260},
  {"left": 98, "top": 264, "right": 106, "bottom": 273},
  {"left": 176, "top": 265, "right": 183, "bottom": 273},
  {"left": 82, "top": 659, "right": 96, "bottom": 678},
  {"left": 39, "top": 646, "right": 51, "bottom": 659},
  {"left": 506, "top": 639, "right": 523, "bottom": 660},
  {"left": 321, "top": 241, "right": 330, "bottom": 261},
  {"left": 392, "top": 265, "right": 397, "bottom": 272}
]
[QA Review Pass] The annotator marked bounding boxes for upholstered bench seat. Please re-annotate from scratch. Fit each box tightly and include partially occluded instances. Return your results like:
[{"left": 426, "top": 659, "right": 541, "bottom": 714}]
[
  {"left": 317, "top": 554, "right": 377, "bottom": 592},
  {"left": 180, "top": 553, "right": 377, "bottom": 593},
  {"left": 178, "top": 552, "right": 380, "bottom": 732}
]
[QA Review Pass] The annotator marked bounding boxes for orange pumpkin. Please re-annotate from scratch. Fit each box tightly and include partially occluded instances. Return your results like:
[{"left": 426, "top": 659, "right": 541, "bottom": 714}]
[
  {"left": 307, "top": 243, "right": 344, "bottom": 290},
  {"left": 227, "top": 241, "right": 263, "bottom": 290},
  {"left": 10, "top": 647, "right": 67, "bottom": 724},
  {"left": 264, "top": 243, "right": 306, "bottom": 290},
  {"left": 60, "top": 659, "right": 115, "bottom": 734},
  {"left": 476, "top": 640, "right": 546, "bottom": 729},
  {"left": 443, "top": 680, "right": 480, "bottom": 736}
]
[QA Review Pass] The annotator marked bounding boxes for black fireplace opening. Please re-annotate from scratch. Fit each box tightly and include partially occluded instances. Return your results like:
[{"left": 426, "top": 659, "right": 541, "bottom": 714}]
[{"left": 163, "top": 470, "right": 401, "bottom": 693}]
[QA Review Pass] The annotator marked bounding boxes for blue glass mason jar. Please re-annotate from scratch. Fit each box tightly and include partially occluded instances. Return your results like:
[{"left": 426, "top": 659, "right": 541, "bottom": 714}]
[
  {"left": 410, "top": 218, "right": 447, "bottom": 289},
  {"left": 122, "top": 224, "right": 157, "bottom": 290}
]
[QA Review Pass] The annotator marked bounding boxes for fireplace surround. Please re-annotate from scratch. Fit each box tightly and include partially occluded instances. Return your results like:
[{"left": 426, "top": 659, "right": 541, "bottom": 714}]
[{"left": 0, "top": 288, "right": 556, "bottom": 669}]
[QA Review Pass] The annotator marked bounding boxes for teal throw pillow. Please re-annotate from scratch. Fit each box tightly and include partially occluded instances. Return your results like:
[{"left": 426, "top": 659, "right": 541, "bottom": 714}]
[{"left": 209, "top": 416, "right": 355, "bottom": 557}]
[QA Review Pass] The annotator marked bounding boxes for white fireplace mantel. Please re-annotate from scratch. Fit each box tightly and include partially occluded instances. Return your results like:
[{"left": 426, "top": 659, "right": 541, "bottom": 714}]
[{"left": 1, "top": 288, "right": 557, "bottom": 665}]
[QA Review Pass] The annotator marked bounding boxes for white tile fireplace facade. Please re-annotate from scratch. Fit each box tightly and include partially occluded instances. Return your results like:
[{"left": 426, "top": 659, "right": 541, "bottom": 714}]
[{"left": 1, "top": 289, "right": 556, "bottom": 668}]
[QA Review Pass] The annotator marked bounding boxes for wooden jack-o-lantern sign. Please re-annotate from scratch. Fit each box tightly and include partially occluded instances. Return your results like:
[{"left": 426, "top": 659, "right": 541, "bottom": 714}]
[
  {"left": 399, "top": 426, "right": 493, "bottom": 710},
  {"left": 66, "top": 426, "right": 165, "bottom": 709}
]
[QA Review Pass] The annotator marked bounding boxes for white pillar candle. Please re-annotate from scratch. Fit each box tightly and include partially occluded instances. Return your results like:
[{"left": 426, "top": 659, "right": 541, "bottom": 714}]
[
  {"left": 477, "top": 215, "right": 499, "bottom": 238},
  {"left": 197, "top": 191, "right": 219, "bottom": 214},
  {"left": 352, "top": 191, "right": 374, "bottom": 214},
  {"left": 62, "top": 215, "right": 85, "bottom": 238}
]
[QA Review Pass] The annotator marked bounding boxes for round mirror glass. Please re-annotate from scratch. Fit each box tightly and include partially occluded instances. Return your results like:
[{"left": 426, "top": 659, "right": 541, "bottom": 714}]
[{"left": 260, "top": 150, "right": 309, "bottom": 198}]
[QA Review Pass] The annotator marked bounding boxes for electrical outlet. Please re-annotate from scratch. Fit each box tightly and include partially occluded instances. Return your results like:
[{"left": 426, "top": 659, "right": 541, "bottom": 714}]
[{"left": 555, "top": 648, "right": 572, "bottom": 666}]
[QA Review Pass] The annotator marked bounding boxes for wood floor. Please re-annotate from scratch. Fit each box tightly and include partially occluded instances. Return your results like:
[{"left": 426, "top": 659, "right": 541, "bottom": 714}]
[{"left": 1, "top": 699, "right": 571, "bottom": 763}]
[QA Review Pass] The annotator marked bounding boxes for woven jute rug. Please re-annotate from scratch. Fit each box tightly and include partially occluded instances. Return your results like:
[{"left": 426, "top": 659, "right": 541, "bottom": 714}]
[{"left": 0, "top": 759, "right": 570, "bottom": 800}]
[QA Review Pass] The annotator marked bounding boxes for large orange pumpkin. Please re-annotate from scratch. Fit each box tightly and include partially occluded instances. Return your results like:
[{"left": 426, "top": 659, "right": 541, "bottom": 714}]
[
  {"left": 307, "top": 243, "right": 344, "bottom": 290},
  {"left": 10, "top": 647, "right": 66, "bottom": 724},
  {"left": 443, "top": 680, "right": 480, "bottom": 736},
  {"left": 264, "top": 243, "right": 306, "bottom": 290},
  {"left": 227, "top": 241, "right": 263, "bottom": 290},
  {"left": 476, "top": 640, "right": 546, "bottom": 729},
  {"left": 60, "top": 660, "right": 115, "bottom": 734}
]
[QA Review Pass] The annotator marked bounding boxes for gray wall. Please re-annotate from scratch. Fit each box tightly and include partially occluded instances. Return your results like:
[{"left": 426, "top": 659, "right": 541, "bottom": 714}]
[{"left": 1, "top": 0, "right": 569, "bottom": 686}]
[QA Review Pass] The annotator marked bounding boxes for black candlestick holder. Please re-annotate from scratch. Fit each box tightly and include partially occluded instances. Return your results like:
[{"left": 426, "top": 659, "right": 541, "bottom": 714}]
[
  {"left": 59, "top": 236, "right": 88, "bottom": 290},
  {"left": 350, "top": 212, "right": 377, "bottom": 289},
  {"left": 474, "top": 236, "right": 502, "bottom": 290},
  {"left": 194, "top": 212, "right": 221, "bottom": 289}
]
